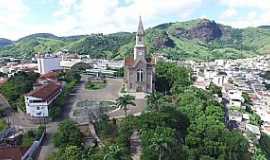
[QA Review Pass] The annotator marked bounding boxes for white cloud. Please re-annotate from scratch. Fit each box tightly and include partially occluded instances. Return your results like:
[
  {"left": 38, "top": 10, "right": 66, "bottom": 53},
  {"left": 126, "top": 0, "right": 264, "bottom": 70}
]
[
  {"left": 50, "top": 0, "right": 202, "bottom": 37},
  {"left": 220, "top": 8, "right": 237, "bottom": 19},
  {"left": 218, "top": 0, "right": 270, "bottom": 10},
  {"left": 0, "top": 0, "right": 30, "bottom": 39},
  {"left": 0, "top": 0, "right": 203, "bottom": 39},
  {"left": 218, "top": 0, "right": 270, "bottom": 28}
]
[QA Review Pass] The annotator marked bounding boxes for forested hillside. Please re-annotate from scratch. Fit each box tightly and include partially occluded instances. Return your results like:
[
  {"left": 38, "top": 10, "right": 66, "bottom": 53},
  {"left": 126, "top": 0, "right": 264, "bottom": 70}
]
[{"left": 1, "top": 19, "right": 270, "bottom": 60}]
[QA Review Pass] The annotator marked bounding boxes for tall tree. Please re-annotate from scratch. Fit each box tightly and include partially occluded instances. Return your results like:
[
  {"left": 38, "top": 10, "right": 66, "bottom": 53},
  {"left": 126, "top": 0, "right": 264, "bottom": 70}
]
[
  {"left": 143, "top": 127, "right": 176, "bottom": 160},
  {"left": 115, "top": 95, "right": 136, "bottom": 117},
  {"left": 53, "top": 120, "right": 82, "bottom": 148},
  {"left": 155, "top": 61, "right": 191, "bottom": 94}
]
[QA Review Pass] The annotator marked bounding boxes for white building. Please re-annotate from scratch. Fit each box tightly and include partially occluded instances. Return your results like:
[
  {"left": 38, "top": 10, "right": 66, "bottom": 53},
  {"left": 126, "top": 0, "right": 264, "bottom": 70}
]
[
  {"left": 92, "top": 59, "right": 124, "bottom": 69},
  {"left": 25, "top": 82, "right": 62, "bottom": 118},
  {"left": 212, "top": 72, "right": 228, "bottom": 87},
  {"left": 37, "top": 54, "right": 63, "bottom": 74},
  {"left": 203, "top": 69, "right": 228, "bottom": 87},
  {"left": 226, "top": 90, "right": 244, "bottom": 108},
  {"left": 60, "top": 59, "right": 82, "bottom": 70}
]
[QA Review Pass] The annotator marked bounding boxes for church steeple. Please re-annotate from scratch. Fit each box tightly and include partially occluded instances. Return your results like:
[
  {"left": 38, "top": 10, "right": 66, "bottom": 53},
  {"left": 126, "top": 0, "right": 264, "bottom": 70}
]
[
  {"left": 134, "top": 16, "right": 146, "bottom": 60},
  {"left": 137, "top": 16, "right": 144, "bottom": 36}
]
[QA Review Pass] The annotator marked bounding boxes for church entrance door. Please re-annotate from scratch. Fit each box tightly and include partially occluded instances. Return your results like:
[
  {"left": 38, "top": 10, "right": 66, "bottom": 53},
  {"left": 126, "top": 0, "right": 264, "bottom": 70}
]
[{"left": 136, "top": 86, "right": 143, "bottom": 92}]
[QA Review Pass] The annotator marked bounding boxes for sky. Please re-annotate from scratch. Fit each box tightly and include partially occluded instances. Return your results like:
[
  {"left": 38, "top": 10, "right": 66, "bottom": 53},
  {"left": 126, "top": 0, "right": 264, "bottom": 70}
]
[{"left": 1, "top": 0, "right": 270, "bottom": 40}]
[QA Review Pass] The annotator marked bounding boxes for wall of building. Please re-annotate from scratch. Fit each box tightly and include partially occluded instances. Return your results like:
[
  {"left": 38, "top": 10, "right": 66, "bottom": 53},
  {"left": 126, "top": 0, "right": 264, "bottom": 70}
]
[
  {"left": 37, "top": 56, "right": 63, "bottom": 74},
  {"left": 25, "top": 96, "right": 49, "bottom": 117},
  {"left": 127, "top": 61, "right": 153, "bottom": 93}
]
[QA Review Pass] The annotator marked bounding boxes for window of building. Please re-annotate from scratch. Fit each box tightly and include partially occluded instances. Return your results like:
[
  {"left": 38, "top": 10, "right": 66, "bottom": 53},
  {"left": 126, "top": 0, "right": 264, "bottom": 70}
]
[
  {"left": 137, "top": 69, "right": 143, "bottom": 82},
  {"left": 37, "top": 106, "right": 40, "bottom": 110},
  {"left": 29, "top": 100, "right": 43, "bottom": 103},
  {"left": 138, "top": 36, "right": 142, "bottom": 42}
]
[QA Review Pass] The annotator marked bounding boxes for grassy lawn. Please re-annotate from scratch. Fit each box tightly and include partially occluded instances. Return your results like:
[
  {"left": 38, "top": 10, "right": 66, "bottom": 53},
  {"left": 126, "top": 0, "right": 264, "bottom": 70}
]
[
  {"left": 85, "top": 81, "right": 106, "bottom": 90},
  {"left": 0, "top": 119, "right": 7, "bottom": 132}
]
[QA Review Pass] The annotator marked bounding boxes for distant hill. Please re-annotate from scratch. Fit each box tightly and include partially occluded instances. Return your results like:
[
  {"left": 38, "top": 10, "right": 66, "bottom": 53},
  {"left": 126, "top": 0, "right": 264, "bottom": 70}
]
[
  {"left": 0, "top": 38, "right": 13, "bottom": 47},
  {"left": 1, "top": 19, "right": 270, "bottom": 60}
]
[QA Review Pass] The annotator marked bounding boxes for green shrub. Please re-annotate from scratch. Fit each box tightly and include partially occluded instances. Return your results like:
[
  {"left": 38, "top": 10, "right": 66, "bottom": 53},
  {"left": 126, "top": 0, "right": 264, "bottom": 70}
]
[{"left": 0, "top": 119, "right": 7, "bottom": 132}]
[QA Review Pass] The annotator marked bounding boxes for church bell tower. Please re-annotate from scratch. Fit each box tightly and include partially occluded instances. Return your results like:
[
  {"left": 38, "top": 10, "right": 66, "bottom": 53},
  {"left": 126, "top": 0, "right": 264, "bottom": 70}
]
[{"left": 134, "top": 16, "right": 146, "bottom": 60}]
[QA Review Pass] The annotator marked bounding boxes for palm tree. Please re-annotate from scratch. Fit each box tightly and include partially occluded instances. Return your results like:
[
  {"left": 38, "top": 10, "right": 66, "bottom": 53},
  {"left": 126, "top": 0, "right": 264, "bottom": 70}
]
[
  {"left": 103, "top": 144, "right": 122, "bottom": 160},
  {"left": 115, "top": 94, "right": 136, "bottom": 117}
]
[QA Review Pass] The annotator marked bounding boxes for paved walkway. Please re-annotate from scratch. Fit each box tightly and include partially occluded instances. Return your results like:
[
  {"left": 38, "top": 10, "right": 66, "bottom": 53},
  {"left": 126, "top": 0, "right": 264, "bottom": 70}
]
[
  {"left": 37, "top": 122, "right": 58, "bottom": 160},
  {"left": 130, "top": 130, "right": 142, "bottom": 160}
]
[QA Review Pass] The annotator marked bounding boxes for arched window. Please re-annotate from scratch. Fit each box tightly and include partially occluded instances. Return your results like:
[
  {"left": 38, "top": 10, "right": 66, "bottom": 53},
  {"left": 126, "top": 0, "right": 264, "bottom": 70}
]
[
  {"left": 138, "top": 36, "right": 142, "bottom": 42},
  {"left": 137, "top": 69, "right": 143, "bottom": 82}
]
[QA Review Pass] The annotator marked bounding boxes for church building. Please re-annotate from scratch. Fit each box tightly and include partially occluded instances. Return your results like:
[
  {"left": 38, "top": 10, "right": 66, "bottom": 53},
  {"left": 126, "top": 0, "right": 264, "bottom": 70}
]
[{"left": 124, "top": 17, "right": 155, "bottom": 93}]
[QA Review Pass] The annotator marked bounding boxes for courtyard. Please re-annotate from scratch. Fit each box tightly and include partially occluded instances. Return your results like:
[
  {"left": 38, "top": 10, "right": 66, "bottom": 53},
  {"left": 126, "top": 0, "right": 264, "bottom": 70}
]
[{"left": 70, "top": 75, "right": 146, "bottom": 123}]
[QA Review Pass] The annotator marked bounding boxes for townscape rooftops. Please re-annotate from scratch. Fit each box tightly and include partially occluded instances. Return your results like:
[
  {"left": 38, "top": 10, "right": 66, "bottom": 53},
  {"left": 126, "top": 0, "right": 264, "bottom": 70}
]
[{"left": 26, "top": 82, "right": 62, "bottom": 101}]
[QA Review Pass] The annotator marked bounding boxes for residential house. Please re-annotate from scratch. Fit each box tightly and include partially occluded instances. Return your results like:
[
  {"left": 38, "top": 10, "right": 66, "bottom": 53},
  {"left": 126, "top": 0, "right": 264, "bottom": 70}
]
[{"left": 25, "top": 82, "right": 62, "bottom": 121}]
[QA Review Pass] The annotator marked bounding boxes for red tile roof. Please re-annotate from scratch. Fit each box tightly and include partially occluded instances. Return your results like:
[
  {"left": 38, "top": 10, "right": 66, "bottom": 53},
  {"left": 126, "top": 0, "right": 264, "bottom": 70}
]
[
  {"left": 26, "top": 82, "right": 62, "bottom": 101},
  {"left": 125, "top": 57, "right": 154, "bottom": 66},
  {"left": 39, "top": 72, "right": 59, "bottom": 80},
  {"left": 0, "top": 147, "right": 28, "bottom": 160},
  {"left": 125, "top": 57, "right": 135, "bottom": 66}
]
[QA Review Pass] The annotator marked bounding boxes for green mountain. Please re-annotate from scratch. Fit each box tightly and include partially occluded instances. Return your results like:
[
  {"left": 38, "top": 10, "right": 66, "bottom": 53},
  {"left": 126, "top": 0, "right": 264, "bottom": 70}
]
[
  {"left": 0, "top": 38, "right": 13, "bottom": 47},
  {"left": 1, "top": 19, "right": 270, "bottom": 60}
]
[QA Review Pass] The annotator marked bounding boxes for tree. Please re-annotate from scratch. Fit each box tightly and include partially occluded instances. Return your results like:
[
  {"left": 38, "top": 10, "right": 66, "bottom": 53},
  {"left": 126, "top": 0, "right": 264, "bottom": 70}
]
[
  {"left": 115, "top": 95, "right": 136, "bottom": 117},
  {"left": 103, "top": 144, "right": 124, "bottom": 160},
  {"left": 146, "top": 92, "right": 164, "bottom": 112},
  {"left": 53, "top": 120, "right": 82, "bottom": 148},
  {"left": 260, "top": 133, "right": 270, "bottom": 157},
  {"left": 63, "top": 145, "right": 82, "bottom": 160},
  {"left": 64, "top": 70, "right": 81, "bottom": 83},
  {"left": 250, "top": 112, "right": 263, "bottom": 126},
  {"left": 242, "top": 92, "right": 252, "bottom": 105},
  {"left": 207, "top": 82, "right": 222, "bottom": 97},
  {"left": 71, "top": 62, "right": 92, "bottom": 72},
  {"left": 0, "top": 71, "right": 39, "bottom": 110},
  {"left": 252, "top": 147, "right": 268, "bottom": 160},
  {"left": 155, "top": 61, "right": 191, "bottom": 94},
  {"left": 223, "top": 131, "right": 249, "bottom": 160},
  {"left": 143, "top": 127, "right": 176, "bottom": 160}
]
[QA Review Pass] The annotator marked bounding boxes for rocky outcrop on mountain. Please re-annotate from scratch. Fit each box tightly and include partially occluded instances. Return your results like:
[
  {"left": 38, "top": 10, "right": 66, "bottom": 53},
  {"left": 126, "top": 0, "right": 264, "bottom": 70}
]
[
  {"left": 153, "top": 32, "right": 175, "bottom": 49},
  {"left": 176, "top": 19, "right": 223, "bottom": 42}
]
